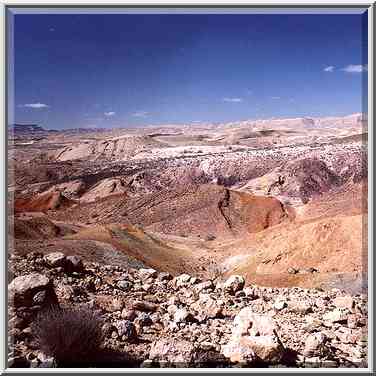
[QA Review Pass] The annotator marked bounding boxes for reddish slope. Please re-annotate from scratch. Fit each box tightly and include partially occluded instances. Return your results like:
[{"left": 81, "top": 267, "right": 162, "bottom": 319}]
[{"left": 14, "top": 191, "right": 76, "bottom": 213}]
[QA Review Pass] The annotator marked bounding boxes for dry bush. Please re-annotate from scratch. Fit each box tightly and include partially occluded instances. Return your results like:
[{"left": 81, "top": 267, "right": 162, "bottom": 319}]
[{"left": 32, "top": 307, "right": 103, "bottom": 367}]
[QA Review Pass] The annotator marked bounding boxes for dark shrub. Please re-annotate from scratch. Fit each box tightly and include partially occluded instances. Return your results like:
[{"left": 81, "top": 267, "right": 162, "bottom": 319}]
[{"left": 31, "top": 307, "right": 103, "bottom": 367}]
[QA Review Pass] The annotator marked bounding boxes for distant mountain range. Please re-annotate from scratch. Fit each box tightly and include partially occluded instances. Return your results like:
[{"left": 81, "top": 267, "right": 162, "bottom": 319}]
[{"left": 9, "top": 123, "right": 46, "bottom": 134}]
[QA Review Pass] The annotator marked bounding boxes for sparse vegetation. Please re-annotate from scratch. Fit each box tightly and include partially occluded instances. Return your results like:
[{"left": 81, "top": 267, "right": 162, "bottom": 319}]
[{"left": 32, "top": 307, "right": 104, "bottom": 367}]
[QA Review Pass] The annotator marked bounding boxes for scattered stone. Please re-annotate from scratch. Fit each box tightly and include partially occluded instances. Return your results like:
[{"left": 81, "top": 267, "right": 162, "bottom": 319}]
[
  {"left": 95, "top": 295, "right": 124, "bottom": 312},
  {"left": 121, "top": 309, "right": 137, "bottom": 321},
  {"left": 174, "top": 274, "right": 193, "bottom": 288},
  {"left": 117, "top": 280, "right": 132, "bottom": 291},
  {"left": 7, "top": 255, "right": 368, "bottom": 369},
  {"left": 135, "top": 312, "right": 153, "bottom": 327},
  {"left": 194, "top": 281, "right": 214, "bottom": 293}
]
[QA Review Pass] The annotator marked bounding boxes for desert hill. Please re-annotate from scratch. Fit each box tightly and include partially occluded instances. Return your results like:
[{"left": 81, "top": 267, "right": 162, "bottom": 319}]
[
  {"left": 9, "top": 113, "right": 368, "bottom": 294},
  {"left": 45, "top": 184, "right": 293, "bottom": 239},
  {"left": 54, "top": 135, "right": 166, "bottom": 162}
]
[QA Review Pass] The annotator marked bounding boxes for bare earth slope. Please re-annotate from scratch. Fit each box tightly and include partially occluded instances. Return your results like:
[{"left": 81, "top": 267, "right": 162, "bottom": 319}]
[{"left": 9, "top": 113, "right": 367, "bottom": 293}]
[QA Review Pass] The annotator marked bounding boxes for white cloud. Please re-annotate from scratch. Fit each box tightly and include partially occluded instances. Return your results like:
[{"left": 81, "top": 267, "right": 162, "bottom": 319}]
[
  {"left": 21, "top": 103, "right": 49, "bottom": 109},
  {"left": 342, "top": 64, "right": 368, "bottom": 73},
  {"left": 324, "top": 66, "right": 335, "bottom": 72},
  {"left": 271, "top": 96, "right": 281, "bottom": 100},
  {"left": 223, "top": 97, "right": 243, "bottom": 103},
  {"left": 132, "top": 111, "right": 149, "bottom": 118},
  {"left": 104, "top": 111, "right": 115, "bottom": 117}
]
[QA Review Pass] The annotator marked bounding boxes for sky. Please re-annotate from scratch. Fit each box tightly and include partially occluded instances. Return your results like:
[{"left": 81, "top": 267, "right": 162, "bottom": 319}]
[{"left": 10, "top": 12, "right": 368, "bottom": 129}]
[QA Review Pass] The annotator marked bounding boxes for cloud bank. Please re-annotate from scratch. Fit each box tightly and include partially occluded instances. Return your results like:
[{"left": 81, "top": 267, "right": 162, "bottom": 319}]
[
  {"left": 21, "top": 103, "right": 49, "bottom": 109},
  {"left": 104, "top": 111, "right": 116, "bottom": 117},
  {"left": 223, "top": 97, "right": 243, "bottom": 103},
  {"left": 132, "top": 111, "right": 149, "bottom": 117},
  {"left": 342, "top": 64, "right": 368, "bottom": 73}
]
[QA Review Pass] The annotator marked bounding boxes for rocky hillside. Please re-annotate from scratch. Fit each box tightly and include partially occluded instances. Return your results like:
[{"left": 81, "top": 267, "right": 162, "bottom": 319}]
[{"left": 8, "top": 252, "right": 367, "bottom": 368}]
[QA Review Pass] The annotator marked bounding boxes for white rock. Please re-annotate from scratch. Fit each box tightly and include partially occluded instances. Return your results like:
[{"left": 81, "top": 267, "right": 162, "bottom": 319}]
[
  {"left": 274, "top": 299, "right": 287, "bottom": 311},
  {"left": 44, "top": 252, "right": 66, "bottom": 268},
  {"left": 175, "top": 274, "right": 193, "bottom": 287},
  {"left": 8, "top": 273, "right": 53, "bottom": 307},
  {"left": 333, "top": 296, "right": 355, "bottom": 310},
  {"left": 173, "top": 308, "right": 192, "bottom": 323},
  {"left": 149, "top": 338, "right": 196, "bottom": 366},
  {"left": 221, "top": 307, "right": 284, "bottom": 364},
  {"left": 323, "top": 309, "right": 349, "bottom": 323},
  {"left": 139, "top": 268, "right": 158, "bottom": 279}
]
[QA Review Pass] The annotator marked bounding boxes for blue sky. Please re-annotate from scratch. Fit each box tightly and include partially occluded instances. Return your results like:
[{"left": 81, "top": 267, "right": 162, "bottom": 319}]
[{"left": 10, "top": 12, "right": 368, "bottom": 129}]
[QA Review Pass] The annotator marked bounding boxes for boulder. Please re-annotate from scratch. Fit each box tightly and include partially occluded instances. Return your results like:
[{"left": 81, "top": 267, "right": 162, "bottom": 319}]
[
  {"left": 223, "top": 275, "right": 245, "bottom": 295},
  {"left": 323, "top": 309, "right": 349, "bottom": 324},
  {"left": 333, "top": 296, "right": 355, "bottom": 311},
  {"left": 149, "top": 338, "right": 196, "bottom": 366},
  {"left": 173, "top": 308, "right": 194, "bottom": 323},
  {"left": 191, "top": 294, "right": 222, "bottom": 320},
  {"left": 44, "top": 252, "right": 65, "bottom": 268},
  {"left": 221, "top": 307, "right": 284, "bottom": 364},
  {"left": 273, "top": 299, "right": 287, "bottom": 311},
  {"left": 139, "top": 268, "right": 158, "bottom": 279},
  {"left": 117, "top": 280, "right": 132, "bottom": 291},
  {"left": 233, "top": 308, "right": 277, "bottom": 336},
  {"left": 290, "top": 300, "right": 313, "bottom": 314},
  {"left": 243, "top": 287, "right": 260, "bottom": 300},
  {"left": 303, "top": 333, "right": 328, "bottom": 357},
  {"left": 194, "top": 281, "right": 214, "bottom": 293},
  {"left": 8, "top": 273, "right": 57, "bottom": 308},
  {"left": 158, "top": 272, "right": 173, "bottom": 281}
]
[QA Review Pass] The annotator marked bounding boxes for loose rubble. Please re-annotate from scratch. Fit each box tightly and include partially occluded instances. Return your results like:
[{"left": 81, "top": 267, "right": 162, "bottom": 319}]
[{"left": 8, "top": 251, "right": 368, "bottom": 368}]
